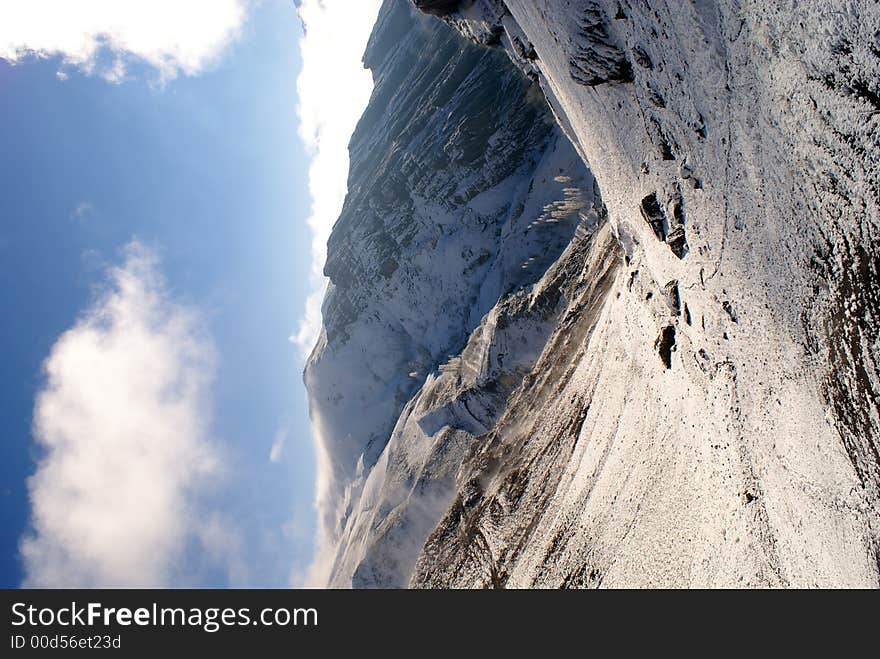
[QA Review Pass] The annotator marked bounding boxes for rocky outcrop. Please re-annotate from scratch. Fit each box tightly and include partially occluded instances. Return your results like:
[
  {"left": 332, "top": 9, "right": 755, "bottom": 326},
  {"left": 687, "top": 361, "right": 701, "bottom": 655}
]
[
  {"left": 567, "top": 1, "right": 633, "bottom": 86},
  {"left": 412, "top": 0, "right": 461, "bottom": 16}
]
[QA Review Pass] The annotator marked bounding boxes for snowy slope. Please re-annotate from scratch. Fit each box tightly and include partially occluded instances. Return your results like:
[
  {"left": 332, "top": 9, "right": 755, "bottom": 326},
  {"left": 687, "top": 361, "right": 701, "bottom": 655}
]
[
  {"left": 307, "top": 0, "right": 880, "bottom": 587},
  {"left": 304, "top": 0, "right": 602, "bottom": 585}
]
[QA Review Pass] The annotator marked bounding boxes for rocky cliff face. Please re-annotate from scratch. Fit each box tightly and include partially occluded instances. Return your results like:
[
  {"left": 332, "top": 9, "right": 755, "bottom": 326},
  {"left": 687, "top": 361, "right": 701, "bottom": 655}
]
[
  {"left": 306, "top": 0, "right": 880, "bottom": 587},
  {"left": 304, "top": 0, "right": 603, "bottom": 586}
]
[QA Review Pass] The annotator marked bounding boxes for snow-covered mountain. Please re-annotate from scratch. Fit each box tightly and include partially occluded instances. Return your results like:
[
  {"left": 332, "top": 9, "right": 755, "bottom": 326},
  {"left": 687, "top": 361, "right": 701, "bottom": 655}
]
[{"left": 306, "top": 0, "right": 880, "bottom": 587}]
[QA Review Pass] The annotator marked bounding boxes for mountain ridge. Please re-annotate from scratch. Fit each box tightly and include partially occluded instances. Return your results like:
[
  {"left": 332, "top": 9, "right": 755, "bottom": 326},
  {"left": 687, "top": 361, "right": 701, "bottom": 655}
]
[{"left": 306, "top": 0, "right": 880, "bottom": 587}]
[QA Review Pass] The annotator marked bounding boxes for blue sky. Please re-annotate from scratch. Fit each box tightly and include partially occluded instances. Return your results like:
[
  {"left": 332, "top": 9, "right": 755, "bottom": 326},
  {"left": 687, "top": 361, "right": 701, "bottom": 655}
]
[{"left": 0, "top": 1, "right": 322, "bottom": 586}]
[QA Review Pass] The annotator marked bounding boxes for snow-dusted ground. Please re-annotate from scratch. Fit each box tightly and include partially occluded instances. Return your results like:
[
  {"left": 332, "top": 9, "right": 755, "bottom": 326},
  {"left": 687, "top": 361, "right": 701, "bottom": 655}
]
[{"left": 307, "top": 0, "right": 880, "bottom": 587}]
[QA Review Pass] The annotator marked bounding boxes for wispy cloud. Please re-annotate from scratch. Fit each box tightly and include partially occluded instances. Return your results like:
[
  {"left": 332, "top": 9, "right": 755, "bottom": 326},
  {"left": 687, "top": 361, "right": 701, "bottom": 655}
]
[
  {"left": 269, "top": 427, "right": 287, "bottom": 464},
  {"left": 0, "top": 0, "right": 248, "bottom": 82},
  {"left": 21, "top": 242, "right": 224, "bottom": 587},
  {"left": 70, "top": 201, "right": 95, "bottom": 222},
  {"left": 290, "top": 0, "right": 384, "bottom": 355}
]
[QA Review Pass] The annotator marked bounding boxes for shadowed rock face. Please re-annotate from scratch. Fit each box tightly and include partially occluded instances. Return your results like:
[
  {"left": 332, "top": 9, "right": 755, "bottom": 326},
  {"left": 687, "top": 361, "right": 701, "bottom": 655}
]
[
  {"left": 567, "top": 1, "right": 633, "bottom": 86},
  {"left": 412, "top": 0, "right": 461, "bottom": 16}
]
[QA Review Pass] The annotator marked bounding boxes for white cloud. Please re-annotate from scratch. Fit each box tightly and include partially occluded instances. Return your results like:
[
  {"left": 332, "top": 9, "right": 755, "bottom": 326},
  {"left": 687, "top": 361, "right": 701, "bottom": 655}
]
[
  {"left": 21, "top": 242, "right": 222, "bottom": 587},
  {"left": 269, "top": 427, "right": 287, "bottom": 463},
  {"left": 290, "top": 0, "right": 384, "bottom": 354},
  {"left": 0, "top": 0, "right": 248, "bottom": 82},
  {"left": 288, "top": 0, "right": 384, "bottom": 590},
  {"left": 70, "top": 201, "right": 95, "bottom": 221}
]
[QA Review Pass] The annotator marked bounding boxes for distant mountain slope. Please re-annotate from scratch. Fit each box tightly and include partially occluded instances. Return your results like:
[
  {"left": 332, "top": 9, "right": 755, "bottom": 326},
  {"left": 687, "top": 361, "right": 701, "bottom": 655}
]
[
  {"left": 304, "top": 0, "right": 602, "bottom": 586},
  {"left": 307, "top": 0, "right": 880, "bottom": 587}
]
